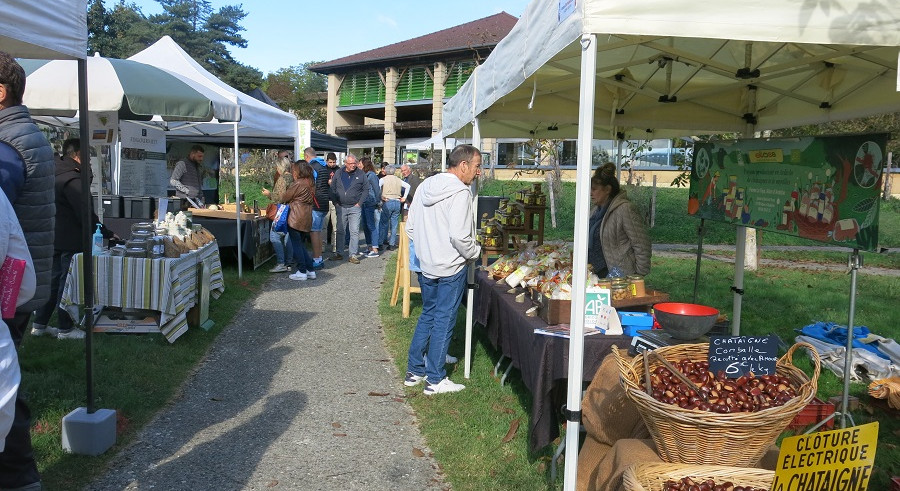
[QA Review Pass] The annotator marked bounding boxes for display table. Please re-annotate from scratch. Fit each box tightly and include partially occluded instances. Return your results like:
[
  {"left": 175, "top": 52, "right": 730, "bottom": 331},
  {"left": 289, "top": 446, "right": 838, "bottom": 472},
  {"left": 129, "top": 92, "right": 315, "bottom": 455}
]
[
  {"left": 61, "top": 241, "right": 225, "bottom": 343},
  {"left": 102, "top": 216, "right": 273, "bottom": 269},
  {"left": 473, "top": 270, "right": 630, "bottom": 452}
]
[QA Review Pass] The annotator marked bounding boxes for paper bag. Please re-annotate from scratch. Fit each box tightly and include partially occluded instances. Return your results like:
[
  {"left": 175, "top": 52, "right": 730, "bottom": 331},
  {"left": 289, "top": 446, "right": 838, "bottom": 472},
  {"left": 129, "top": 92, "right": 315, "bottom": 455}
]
[{"left": 595, "top": 305, "right": 623, "bottom": 335}]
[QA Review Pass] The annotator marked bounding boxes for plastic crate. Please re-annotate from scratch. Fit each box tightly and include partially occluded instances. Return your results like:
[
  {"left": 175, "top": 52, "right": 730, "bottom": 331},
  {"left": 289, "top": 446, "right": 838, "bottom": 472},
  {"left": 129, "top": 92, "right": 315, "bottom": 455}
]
[
  {"left": 94, "top": 195, "right": 123, "bottom": 218},
  {"left": 123, "top": 196, "right": 154, "bottom": 219},
  {"left": 787, "top": 397, "right": 835, "bottom": 430}
]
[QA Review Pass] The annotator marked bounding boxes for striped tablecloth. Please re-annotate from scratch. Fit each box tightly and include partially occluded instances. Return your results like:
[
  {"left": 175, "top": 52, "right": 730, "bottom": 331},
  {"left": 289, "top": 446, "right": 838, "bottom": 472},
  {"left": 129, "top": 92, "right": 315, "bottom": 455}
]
[{"left": 61, "top": 241, "right": 225, "bottom": 342}]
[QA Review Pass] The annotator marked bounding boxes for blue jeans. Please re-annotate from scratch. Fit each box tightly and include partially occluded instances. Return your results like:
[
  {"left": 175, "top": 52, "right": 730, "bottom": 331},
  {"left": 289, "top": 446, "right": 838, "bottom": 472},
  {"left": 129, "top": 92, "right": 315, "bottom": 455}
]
[
  {"left": 361, "top": 203, "right": 379, "bottom": 247},
  {"left": 379, "top": 199, "right": 401, "bottom": 247},
  {"left": 287, "top": 227, "right": 314, "bottom": 274},
  {"left": 406, "top": 267, "right": 467, "bottom": 384},
  {"left": 33, "top": 250, "right": 75, "bottom": 331},
  {"left": 269, "top": 227, "right": 293, "bottom": 265}
]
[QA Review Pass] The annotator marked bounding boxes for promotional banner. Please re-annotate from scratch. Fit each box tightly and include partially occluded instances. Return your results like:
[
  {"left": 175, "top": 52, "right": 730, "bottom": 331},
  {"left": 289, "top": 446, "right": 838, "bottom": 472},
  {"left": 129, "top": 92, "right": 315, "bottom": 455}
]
[
  {"left": 687, "top": 134, "right": 888, "bottom": 251},
  {"left": 86, "top": 111, "right": 117, "bottom": 196},
  {"left": 118, "top": 121, "right": 167, "bottom": 197}
]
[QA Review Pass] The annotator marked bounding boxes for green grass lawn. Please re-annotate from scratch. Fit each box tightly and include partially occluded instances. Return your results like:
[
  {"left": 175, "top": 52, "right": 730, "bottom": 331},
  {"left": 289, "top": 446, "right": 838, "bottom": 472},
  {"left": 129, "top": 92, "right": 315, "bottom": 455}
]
[
  {"left": 478, "top": 179, "right": 900, "bottom": 250},
  {"left": 18, "top": 261, "right": 269, "bottom": 490}
]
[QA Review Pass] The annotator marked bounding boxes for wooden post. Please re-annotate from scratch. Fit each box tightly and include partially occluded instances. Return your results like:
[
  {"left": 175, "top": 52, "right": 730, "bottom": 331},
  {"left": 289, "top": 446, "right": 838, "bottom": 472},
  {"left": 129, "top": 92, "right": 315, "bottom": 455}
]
[
  {"left": 390, "top": 224, "right": 420, "bottom": 318},
  {"left": 651, "top": 175, "right": 657, "bottom": 228}
]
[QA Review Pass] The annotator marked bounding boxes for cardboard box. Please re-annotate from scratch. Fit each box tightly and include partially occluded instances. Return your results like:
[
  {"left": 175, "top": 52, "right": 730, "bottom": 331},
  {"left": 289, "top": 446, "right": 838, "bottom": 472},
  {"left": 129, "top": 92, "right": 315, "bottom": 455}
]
[{"left": 93, "top": 309, "right": 160, "bottom": 334}]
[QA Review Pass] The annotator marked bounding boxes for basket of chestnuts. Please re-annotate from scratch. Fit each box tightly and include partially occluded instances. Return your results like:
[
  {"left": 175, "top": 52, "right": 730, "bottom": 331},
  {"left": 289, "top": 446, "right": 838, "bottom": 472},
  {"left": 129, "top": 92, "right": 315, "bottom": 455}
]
[
  {"left": 621, "top": 462, "right": 775, "bottom": 491},
  {"left": 611, "top": 342, "right": 819, "bottom": 467}
]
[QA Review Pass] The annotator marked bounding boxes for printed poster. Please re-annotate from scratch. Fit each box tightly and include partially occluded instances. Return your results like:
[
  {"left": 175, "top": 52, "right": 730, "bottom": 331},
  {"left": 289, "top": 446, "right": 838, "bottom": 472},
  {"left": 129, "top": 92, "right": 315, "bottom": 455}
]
[
  {"left": 118, "top": 121, "right": 167, "bottom": 197},
  {"left": 86, "top": 111, "right": 117, "bottom": 196},
  {"left": 687, "top": 134, "right": 888, "bottom": 251}
]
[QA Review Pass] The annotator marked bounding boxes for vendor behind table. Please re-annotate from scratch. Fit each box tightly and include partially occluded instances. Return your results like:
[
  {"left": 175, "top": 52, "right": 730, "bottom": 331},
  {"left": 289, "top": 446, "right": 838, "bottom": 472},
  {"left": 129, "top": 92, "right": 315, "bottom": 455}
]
[
  {"left": 169, "top": 144, "right": 206, "bottom": 207},
  {"left": 587, "top": 162, "right": 651, "bottom": 278}
]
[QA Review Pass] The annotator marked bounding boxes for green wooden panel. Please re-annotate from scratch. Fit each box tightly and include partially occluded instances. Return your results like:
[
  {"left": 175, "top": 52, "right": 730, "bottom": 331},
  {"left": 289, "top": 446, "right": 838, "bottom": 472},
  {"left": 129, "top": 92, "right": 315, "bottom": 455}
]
[
  {"left": 338, "top": 71, "right": 385, "bottom": 106},
  {"left": 396, "top": 66, "right": 434, "bottom": 102},
  {"left": 444, "top": 61, "right": 476, "bottom": 99}
]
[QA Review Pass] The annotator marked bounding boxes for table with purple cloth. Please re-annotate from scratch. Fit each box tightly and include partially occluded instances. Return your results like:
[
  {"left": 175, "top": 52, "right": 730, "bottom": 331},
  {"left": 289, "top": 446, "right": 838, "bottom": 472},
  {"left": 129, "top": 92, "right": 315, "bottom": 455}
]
[{"left": 473, "top": 270, "right": 630, "bottom": 453}]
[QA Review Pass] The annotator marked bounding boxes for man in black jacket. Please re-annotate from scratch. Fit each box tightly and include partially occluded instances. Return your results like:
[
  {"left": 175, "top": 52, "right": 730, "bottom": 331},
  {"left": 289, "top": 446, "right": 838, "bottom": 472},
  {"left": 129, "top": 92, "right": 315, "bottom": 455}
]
[
  {"left": 306, "top": 147, "right": 331, "bottom": 268},
  {"left": 31, "top": 139, "right": 115, "bottom": 340},
  {"left": 329, "top": 153, "right": 369, "bottom": 264},
  {"left": 0, "top": 51, "right": 54, "bottom": 491}
]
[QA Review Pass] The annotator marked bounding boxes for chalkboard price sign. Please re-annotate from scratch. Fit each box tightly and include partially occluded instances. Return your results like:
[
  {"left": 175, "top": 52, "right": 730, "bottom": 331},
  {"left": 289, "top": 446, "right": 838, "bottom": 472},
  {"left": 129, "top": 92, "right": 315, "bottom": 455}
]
[{"left": 708, "top": 335, "right": 778, "bottom": 377}]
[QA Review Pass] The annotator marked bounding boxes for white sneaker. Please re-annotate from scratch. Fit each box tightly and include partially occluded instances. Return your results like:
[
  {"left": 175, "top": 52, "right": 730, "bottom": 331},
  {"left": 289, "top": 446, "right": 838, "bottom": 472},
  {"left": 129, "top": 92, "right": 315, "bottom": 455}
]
[
  {"left": 423, "top": 378, "right": 465, "bottom": 395},
  {"left": 57, "top": 329, "right": 86, "bottom": 340},
  {"left": 289, "top": 271, "right": 307, "bottom": 281},
  {"left": 366, "top": 249, "right": 379, "bottom": 258},
  {"left": 445, "top": 354, "right": 459, "bottom": 364},
  {"left": 269, "top": 264, "right": 289, "bottom": 273},
  {"left": 31, "top": 324, "right": 59, "bottom": 338},
  {"left": 306, "top": 271, "right": 316, "bottom": 280}
]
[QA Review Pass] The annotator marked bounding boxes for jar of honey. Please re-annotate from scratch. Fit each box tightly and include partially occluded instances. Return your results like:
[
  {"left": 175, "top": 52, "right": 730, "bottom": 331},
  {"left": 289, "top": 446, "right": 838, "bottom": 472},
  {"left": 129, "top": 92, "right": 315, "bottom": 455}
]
[{"left": 627, "top": 274, "right": 646, "bottom": 297}]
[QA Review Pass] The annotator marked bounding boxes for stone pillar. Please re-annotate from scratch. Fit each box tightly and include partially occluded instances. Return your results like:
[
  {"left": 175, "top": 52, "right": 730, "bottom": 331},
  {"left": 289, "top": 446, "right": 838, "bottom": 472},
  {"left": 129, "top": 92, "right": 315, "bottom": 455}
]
[
  {"left": 383, "top": 67, "right": 398, "bottom": 164},
  {"left": 432, "top": 62, "right": 446, "bottom": 135},
  {"left": 326, "top": 74, "right": 343, "bottom": 135}
]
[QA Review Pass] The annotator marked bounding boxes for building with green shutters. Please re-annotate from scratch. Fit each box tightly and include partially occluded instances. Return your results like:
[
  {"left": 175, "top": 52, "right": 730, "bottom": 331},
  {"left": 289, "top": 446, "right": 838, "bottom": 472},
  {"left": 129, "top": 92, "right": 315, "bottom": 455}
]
[{"left": 310, "top": 13, "right": 516, "bottom": 165}]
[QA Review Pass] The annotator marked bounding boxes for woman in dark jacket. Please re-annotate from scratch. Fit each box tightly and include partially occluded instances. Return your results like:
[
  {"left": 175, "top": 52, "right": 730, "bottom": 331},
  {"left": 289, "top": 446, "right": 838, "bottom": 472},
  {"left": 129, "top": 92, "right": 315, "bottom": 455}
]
[{"left": 282, "top": 160, "right": 315, "bottom": 281}]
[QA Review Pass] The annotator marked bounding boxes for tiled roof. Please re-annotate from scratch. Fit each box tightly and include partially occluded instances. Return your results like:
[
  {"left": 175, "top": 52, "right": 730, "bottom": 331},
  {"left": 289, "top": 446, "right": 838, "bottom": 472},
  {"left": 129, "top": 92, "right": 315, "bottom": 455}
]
[{"left": 310, "top": 12, "right": 517, "bottom": 73}]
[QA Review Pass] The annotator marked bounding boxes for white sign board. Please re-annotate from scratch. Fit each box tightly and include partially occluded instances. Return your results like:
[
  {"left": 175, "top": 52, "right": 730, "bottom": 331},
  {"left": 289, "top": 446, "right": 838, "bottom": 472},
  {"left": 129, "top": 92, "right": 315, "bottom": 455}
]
[{"left": 118, "top": 121, "right": 167, "bottom": 197}]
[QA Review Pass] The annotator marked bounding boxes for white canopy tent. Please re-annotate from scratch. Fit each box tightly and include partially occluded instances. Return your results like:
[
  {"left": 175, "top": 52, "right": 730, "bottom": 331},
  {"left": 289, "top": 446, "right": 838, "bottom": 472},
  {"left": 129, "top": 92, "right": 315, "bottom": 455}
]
[
  {"left": 130, "top": 36, "right": 303, "bottom": 277},
  {"left": 441, "top": 1, "right": 900, "bottom": 488},
  {"left": 0, "top": 2, "right": 86, "bottom": 61}
]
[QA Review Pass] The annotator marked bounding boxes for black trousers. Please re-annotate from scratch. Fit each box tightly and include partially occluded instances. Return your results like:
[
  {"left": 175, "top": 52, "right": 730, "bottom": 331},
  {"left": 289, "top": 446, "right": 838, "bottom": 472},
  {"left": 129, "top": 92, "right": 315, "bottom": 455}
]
[{"left": 0, "top": 313, "right": 42, "bottom": 488}]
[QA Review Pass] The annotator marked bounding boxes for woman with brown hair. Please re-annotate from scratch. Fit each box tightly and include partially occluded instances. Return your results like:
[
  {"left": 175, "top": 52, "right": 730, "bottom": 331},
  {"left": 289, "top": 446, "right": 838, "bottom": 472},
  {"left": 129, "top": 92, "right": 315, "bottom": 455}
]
[
  {"left": 282, "top": 160, "right": 316, "bottom": 281},
  {"left": 587, "top": 162, "right": 651, "bottom": 277}
]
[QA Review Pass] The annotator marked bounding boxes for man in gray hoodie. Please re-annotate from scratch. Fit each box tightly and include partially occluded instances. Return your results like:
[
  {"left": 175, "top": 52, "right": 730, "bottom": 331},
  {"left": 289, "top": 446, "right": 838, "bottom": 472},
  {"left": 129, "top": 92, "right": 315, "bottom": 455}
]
[{"left": 403, "top": 144, "right": 482, "bottom": 395}]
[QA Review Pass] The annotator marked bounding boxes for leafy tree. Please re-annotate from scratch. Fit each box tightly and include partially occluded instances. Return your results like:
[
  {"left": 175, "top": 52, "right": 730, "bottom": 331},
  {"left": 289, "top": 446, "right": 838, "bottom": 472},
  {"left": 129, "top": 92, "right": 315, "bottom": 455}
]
[
  {"left": 88, "top": 0, "right": 159, "bottom": 58},
  {"left": 89, "top": 0, "right": 263, "bottom": 92},
  {"left": 263, "top": 64, "right": 327, "bottom": 131}
]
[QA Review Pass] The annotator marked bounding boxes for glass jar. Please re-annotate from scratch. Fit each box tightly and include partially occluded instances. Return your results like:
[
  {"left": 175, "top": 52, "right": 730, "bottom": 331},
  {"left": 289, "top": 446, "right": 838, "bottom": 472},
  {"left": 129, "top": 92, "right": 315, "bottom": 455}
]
[
  {"left": 611, "top": 279, "right": 629, "bottom": 302},
  {"left": 627, "top": 275, "right": 646, "bottom": 297},
  {"left": 535, "top": 194, "right": 547, "bottom": 206},
  {"left": 532, "top": 182, "right": 542, "bottom": 194}
]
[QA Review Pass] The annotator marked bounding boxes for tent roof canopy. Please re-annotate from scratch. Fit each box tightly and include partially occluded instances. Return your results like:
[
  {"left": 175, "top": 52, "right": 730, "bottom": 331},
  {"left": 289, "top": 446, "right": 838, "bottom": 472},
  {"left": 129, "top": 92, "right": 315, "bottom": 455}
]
[
  {"left": 1, "top": 1, "right": 87, "bottom": 60},
  {"left": 129, "top": 36, "right": 296, "bottom": 140},
  {"left": 443, "top": 0, "right": 900, "bottom": 140}
]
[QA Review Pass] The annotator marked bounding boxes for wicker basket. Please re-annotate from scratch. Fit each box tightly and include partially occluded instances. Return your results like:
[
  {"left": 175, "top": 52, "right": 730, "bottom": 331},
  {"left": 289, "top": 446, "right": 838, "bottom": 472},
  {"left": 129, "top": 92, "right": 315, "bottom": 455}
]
[
  {"left": 622, "top": 462, "right": 775, "bottom": 491},
  {"left": 612, "top": 342, "right": 819, "bottom": 467}
]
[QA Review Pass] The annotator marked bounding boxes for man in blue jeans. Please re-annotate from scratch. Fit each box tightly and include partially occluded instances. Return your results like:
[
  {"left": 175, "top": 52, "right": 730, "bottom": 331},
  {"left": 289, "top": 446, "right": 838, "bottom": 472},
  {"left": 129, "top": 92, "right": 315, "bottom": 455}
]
[{"left": 403, "top": 144, "right": 481, "bottom": 395}]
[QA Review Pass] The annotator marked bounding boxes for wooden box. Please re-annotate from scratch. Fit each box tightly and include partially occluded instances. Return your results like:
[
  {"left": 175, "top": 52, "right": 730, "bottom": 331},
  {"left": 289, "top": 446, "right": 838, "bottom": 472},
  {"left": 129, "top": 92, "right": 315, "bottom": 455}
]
[{"left": 188, "top": 207, "right": 257, "bottom": 220}]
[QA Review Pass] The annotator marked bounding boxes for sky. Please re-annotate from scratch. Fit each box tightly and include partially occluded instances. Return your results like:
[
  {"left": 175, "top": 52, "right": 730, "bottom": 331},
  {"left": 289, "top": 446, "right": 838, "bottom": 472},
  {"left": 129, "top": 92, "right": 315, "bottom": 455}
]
[{"left": 118, "top": 0, "right": 531, "bottom": 75}]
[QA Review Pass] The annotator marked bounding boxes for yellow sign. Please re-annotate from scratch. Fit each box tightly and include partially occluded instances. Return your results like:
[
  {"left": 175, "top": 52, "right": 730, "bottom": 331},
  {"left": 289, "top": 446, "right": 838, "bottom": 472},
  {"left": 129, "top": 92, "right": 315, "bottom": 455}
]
[
  {"left": 747, "top": 148, "right": 784, "bottom": 163},
  {"left": 772, "top": 422, "right": 878, "bottom": 491}
]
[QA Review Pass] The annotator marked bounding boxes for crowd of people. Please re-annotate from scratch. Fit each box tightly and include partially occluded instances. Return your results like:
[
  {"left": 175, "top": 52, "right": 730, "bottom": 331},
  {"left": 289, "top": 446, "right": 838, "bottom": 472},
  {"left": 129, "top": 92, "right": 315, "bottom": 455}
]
[{"left": 264, "top": 147, "right": 421, "bottom": 278}]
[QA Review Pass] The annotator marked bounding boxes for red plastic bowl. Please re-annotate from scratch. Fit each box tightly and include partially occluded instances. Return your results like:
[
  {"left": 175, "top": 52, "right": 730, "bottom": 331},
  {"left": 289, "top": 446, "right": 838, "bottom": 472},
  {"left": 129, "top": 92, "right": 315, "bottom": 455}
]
[{"left": 653, "top": 302, "right": 720, "bottom": 340}]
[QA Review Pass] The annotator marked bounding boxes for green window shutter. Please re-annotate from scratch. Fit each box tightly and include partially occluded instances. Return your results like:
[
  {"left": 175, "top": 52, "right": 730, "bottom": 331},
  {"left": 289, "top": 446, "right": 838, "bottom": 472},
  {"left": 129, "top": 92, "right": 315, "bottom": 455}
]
[
  {"left": 444, "top": 61, "right": 476, "bottom": 99},
  {"left": 396, "top": 66, "right": 433, "bottom": 102},
  {"left": 339, "top": 72, "right": 386, "bottom": 106}
]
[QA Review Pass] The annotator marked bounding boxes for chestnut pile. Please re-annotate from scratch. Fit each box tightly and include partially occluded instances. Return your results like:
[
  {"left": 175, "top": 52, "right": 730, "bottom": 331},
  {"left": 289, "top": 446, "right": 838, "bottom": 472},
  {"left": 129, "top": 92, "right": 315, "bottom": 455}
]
[
  {"left": 662, "top": 477, "right": 766, "bottom": 491},
  {"left": 644, "top": 359, "right": 798, "bottom": 413}
]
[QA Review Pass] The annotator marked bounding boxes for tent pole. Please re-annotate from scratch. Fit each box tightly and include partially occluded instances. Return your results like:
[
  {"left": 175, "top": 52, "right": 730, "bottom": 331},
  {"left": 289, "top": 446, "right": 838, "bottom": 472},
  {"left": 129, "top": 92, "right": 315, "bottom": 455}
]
[
  {"left": 77, "top": 58, "right": 96, "bottom": 414},
  {"left": 563, "top": 33, "right": 597, "bottom": 491},
  {"left": 840, "top": 250, "right": 861, "bottom": 428},
  {"left": 234, "top": 122, "right": 242, "bottom": 278},
  {"left": 692, "top": 219, "right": 705, "bottom": 304},
  {"left": 464, "top": 120, "right": 481, "bottom": 379}
]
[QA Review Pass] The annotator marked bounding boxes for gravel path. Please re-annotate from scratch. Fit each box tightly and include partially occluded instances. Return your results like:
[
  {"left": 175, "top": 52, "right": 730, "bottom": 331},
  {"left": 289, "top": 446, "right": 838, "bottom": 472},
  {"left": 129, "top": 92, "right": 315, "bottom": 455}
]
[{"left": 89, "top": 252, "right": 445, "bottom": 491}]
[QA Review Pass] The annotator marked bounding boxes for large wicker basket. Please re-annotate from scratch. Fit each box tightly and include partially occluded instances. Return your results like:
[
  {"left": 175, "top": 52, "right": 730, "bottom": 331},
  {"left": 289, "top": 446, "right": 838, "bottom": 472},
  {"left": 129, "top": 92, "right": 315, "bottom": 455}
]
[
  {"left": 612, "top": 342, "right": 819, "bottom": 467},
  {"left": 622, "top": 462, "right": 775, "bottom": 491}
]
